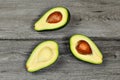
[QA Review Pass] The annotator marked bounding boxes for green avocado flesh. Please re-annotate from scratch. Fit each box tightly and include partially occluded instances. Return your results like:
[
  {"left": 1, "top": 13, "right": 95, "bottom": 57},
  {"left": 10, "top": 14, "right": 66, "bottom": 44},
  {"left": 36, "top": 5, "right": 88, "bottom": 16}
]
[
  {"left": 70, "top": 34, "right": 103, "bottom": 64},
  {"left": 34, "top": 6, "right": 70, "bottom": 31},
  {"left": 26, "top": 41, "right": 59, "bottom": 72}
]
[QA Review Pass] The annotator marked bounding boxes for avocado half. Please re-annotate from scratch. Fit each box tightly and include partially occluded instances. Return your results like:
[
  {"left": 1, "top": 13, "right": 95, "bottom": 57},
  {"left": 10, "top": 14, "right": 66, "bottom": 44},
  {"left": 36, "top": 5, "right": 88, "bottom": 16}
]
[
  {"left": 70, "top": 34, "right": 103, "bottom": 64},
  {"left": 26, "top": 41, "right": 59, "bottom": 72},
  {"left": 34, "top": 6, "right": 70, "bottom": 31}
]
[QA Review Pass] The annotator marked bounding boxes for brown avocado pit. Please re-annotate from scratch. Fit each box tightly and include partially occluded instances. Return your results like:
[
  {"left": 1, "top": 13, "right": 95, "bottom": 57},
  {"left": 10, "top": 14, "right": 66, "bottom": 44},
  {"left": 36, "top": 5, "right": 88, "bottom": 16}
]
[
  {"left": 76, "top": 40, "right": 92, "bottom": 55},
  {"left": 47, "top": 11, "right": 62, "bottom": 23}
]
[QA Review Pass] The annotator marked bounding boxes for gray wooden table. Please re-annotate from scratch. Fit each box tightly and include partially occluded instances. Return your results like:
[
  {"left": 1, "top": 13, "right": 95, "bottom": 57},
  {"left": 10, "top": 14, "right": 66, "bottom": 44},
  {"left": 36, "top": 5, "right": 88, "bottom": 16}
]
[{"left": 0, "top": 0, "right": 120, "bottom": 80}]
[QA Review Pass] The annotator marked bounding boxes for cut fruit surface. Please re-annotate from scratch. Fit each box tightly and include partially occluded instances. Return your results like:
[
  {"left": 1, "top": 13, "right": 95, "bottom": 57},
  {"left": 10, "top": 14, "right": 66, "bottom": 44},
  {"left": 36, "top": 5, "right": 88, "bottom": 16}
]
[
  {"left": 26, "top": 41, "right": 59, "bottom": 72},
  {"left": 34, "top": 6, "right": 70, "bottom": 31},
  {"left": 70, "top": 34, "right": 103, "bottom": 64}
]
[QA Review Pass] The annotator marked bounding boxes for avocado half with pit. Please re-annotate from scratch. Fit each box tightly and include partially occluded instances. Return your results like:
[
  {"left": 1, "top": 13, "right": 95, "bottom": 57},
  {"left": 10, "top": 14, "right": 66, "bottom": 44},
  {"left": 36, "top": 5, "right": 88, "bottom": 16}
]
[
  {"left": 26, "top": 41, "right": 59, "bottom": 72},
  {"left": 70, "top": 34, "right": 103, "bottom": 64},
  {"left": 34, "top": 6, "right": 70, "bottom": 31}
]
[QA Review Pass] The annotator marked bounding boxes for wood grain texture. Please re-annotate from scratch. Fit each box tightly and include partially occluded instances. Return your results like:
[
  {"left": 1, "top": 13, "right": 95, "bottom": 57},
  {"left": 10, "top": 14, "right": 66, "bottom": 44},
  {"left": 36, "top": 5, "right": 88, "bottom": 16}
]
[
  {"left": 0, "top": 0, "right": 120, "bottom": 39},
  {"left": 0, "top": 40, "right": 120, "bottom": 80},
  {"left": 0, "top": 0, "right": 120, "bottom": 80}
]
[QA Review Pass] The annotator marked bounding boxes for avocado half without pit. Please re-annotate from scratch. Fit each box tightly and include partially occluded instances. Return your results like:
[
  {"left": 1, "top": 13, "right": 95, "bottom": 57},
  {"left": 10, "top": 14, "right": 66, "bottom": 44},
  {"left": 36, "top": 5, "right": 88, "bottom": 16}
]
[
  {"left": 26, "top": 41, "right": 59, "bottom": 72},
  {"left": 70, "top": 34, "right": 103, "bottom": 64},
  {"left": 34, "top": 6, "right": 70, "bottom": 31}
]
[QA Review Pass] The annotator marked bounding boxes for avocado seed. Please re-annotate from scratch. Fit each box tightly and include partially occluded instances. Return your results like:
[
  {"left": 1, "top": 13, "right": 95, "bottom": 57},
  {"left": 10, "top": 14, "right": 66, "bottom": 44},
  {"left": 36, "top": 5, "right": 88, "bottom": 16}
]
[
  {"left": 76, "top": 40, "right": 92, "bottom": 55},
  {"left": 47, "top": 11, "right": 62, "bottom": 23}
]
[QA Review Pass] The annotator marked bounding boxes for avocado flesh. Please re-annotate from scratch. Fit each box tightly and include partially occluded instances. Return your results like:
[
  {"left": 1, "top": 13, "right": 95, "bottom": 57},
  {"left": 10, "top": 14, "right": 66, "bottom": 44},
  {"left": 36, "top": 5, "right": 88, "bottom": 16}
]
[
  {"left": 34, "top": 6, "right": 70, "bottom": 31},
  {"left": 26, "top": 41, "right": 59, "bottom": 72},
  {"left": 70, "top": 34, "right": 103, "bottom": 64}
]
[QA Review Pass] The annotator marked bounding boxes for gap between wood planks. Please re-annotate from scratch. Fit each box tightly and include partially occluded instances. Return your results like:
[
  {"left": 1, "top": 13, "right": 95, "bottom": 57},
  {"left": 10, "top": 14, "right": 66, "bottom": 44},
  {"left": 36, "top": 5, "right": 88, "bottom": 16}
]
[{"left": 0, "top": 37, "right": 120, "bottom": 41}]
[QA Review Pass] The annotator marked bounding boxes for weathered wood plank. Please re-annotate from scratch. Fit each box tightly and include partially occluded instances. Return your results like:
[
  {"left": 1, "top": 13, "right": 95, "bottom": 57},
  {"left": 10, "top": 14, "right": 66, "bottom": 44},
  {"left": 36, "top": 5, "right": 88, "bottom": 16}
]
[
  {"left": 0, "top": 0, "right": 120, "bottom": 80},
  {"left": 0, "top": 0, "right": 120, "bottom": 39},
  {"left": 0, "top": 40, "right": 120, "bottom": 80}
]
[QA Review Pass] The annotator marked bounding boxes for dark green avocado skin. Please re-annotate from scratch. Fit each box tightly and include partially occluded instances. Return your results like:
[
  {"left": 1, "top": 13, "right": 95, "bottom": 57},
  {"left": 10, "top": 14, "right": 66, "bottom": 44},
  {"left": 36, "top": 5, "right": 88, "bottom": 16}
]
[{"left": 35, "top": 6, "right": 70, "bottom": 32}]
